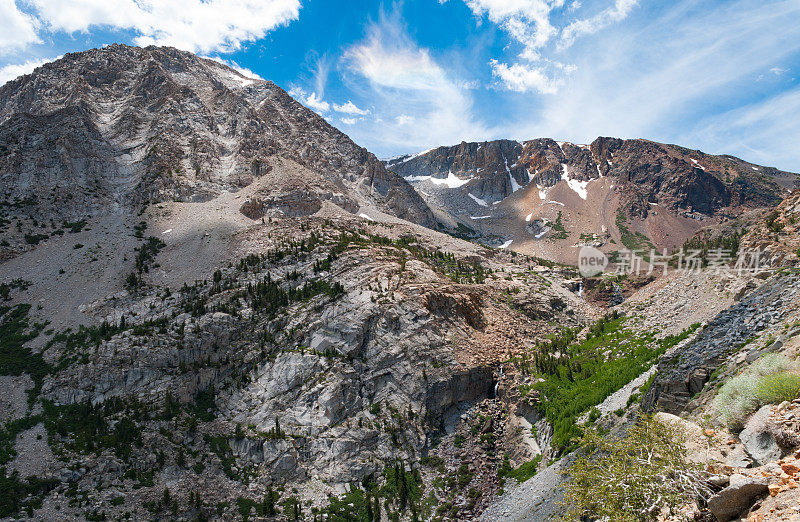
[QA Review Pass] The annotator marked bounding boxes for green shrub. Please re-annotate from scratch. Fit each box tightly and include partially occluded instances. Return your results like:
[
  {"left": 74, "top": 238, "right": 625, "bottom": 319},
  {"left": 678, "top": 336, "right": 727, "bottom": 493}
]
[
  {"left": 498, "top": 454, "right": 542, "bottom": 483},
  {"left": 563, "top": 416, "right": 710, "bottom": 521},
  {"left": 755, "top": 373, "right": 800, "bottom": 404},
  {"left": 713, "top": 354, "right": 800, "bottom": 430}
]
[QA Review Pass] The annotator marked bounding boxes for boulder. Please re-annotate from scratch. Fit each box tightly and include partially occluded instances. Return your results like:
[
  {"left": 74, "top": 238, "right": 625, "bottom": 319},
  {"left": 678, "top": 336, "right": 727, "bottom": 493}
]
[
  {"left": 740, "top": 405, "right": 784, "bottom": 466},
  {"left": 706, "top": 474, "right": 769, "bottom": 521},
  {"left": 723, "top": 444, "right": 753, "bottom": 468}
]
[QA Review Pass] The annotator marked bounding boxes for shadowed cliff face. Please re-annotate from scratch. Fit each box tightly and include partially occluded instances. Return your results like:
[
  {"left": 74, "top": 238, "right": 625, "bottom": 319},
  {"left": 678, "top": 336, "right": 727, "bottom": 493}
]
[{"left": 0, "top": 44, "right": 436, "bottom": 229}]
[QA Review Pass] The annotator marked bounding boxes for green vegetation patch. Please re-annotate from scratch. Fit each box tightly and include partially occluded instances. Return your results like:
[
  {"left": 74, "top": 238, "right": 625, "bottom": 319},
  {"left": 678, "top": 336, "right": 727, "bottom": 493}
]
[
  {"left": 714, "top": 354, "right": 800, "bottom": 430},
  {"left": 498, "top": 454, "right": 542, "bottom": 483},
  {"left": 0, "top": 304, "right": 48, "bottom": 404},
  {"left": 615, "top": 211, "right": 654, "bottom": 254},
  {"left": 516, "top": 313, "right": 699, "bottom": 449},
  {"left": 549, "top": 211, "right": 568, "bottom": 240},
  {"left": 0, "top": 470, "right": 59, "bottom": 518}
]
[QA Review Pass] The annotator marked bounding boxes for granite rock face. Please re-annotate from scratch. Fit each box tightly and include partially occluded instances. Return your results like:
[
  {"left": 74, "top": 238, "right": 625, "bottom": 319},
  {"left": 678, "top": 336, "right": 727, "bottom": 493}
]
[
  {"left": 643, "top": 273, "right": 800, "bottom": 414},
  {"left": 0, "top": 45, "right": 435, "bottom": 236}
]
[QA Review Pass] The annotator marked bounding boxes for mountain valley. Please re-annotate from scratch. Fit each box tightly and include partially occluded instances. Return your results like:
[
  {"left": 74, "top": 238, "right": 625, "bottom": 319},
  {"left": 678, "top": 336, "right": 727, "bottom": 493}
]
[{"left": 1, "top": 45, "right": 800, "bottom": 522}]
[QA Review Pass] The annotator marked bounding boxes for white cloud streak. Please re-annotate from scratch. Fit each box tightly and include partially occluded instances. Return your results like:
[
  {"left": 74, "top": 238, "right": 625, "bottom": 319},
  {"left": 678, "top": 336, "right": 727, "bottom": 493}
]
[
  {"left": 23, "top": 0, "right": 301, "bottom": 54},
  {"left": 504, "top": 0, "right": 800, "bottom": 171},
  {"left": 0, "top": 56, "right": 58, "bottom": 85},
  {"left": 559, "top": 0, "right": 637, "bottom": 49},
  {"left": 460, "top": 0, "right": 638, "bottom": 93},
  {"left": 339, "top": 10, "right": 488, "bottom": 154},
  {"left": 0, "top": 0, "right": 40, "bottom": 55}
]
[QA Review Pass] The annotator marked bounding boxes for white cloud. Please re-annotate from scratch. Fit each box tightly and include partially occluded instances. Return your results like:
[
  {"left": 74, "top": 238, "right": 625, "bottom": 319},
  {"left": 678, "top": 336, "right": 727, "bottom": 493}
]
[
  {"left": 465, "top": 0, "right": 559, "bottom": 61},
  {"left": 340, "top": 117, "right": 362, "bottom": 125},
  {"left": 339, "top": 10, "right": 488, "bottom": 154},
  {"left": 460, "top": 0, "right": 638, "bottom": 93},
  {"left": 0, "top": 0, "right": 40, "bottom": 55},
  {"left": 770, "top": 67, "right": 788, "bottom": 76},
  {"left": 559, "top": 0, "right": 637, "bottom": 49},
  {"left": 490, "top": 59, "right": 562, "bottom": 94},
  {"left": 333, "top": 100, "right": 369, "bottom": 115},
  {"left": 304, "top": 92, "right": 330, "bottom": 112},
  {"left": 0, "top": 56, "right": 58, "bottom": 85},
  {"left": 204, "top": 56, "right": 264, "bottom": 80},
  {"left": 26, "top": 0, "right": 301, "bottom": 54},
  {"left": 288, "top": 87, "right": 330, "bottom": 114}
]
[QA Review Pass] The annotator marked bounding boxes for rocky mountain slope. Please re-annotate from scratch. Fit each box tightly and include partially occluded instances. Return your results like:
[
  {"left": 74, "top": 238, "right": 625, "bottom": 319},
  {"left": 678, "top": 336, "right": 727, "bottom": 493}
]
[
  {"left": 0, "top": 44, "right": 435, "bottom": 259},
  {"left": 2, "top": 44, "right": 800, "bottom": 522},
  {"left": 387, "top": 138, "right": 798, "bottom": 263}
]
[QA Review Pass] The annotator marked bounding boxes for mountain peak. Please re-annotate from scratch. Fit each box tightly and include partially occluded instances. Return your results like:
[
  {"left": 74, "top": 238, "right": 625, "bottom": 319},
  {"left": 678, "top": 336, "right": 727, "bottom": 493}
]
[{"left": 0, "top": 45, "right": 435, "bottom": 242}]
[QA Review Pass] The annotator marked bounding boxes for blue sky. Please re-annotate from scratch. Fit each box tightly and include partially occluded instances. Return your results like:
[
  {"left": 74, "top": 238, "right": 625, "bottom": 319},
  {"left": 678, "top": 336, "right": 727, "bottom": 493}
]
[{"left": 1, "top": 0, "right": 800, "bottom": 172}]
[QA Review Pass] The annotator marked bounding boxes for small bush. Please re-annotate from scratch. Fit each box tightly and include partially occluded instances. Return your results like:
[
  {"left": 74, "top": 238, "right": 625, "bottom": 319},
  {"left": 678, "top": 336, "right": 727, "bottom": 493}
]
[
  {"left": 563, "top": 416, "right": 710, "bottom": 521},
  {"left": 755, "top": 373, "right": 800, "bottom": 404},
  {"left": 714, "top": 354, "right": 800, "bottom": 430},
  {"left": 714, "top": 375, "right": 758, "bottom": 429},
  {"left": 751, "top": 354, "right": 796, "bottom": 376}
]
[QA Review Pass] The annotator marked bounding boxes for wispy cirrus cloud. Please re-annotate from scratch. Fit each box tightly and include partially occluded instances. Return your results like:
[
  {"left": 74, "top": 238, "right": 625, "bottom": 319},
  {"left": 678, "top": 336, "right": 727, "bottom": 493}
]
[
  {"left": 339, "top": 9, "right": 488, "bottom": 153},
  {"left": 503, "top": 0, "right": 800, "bottom": 171},
  {"left": 456, "top": 0, "right": 639, "bottom": 93},
  {"left": 686, "top": 88, "right": 800, "bottom": 171},
  {"left": 559, "top": 0, "right": 637, "bottom": 49}
]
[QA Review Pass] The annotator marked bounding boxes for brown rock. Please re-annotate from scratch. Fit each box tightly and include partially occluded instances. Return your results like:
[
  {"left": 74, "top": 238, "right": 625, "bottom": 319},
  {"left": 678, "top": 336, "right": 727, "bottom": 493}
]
[
  {"left": 783, "top": 463, "right": 800, "bottom": 475},
  {"left": 768, "top": 484, "right": 781, "bottom": 496}
]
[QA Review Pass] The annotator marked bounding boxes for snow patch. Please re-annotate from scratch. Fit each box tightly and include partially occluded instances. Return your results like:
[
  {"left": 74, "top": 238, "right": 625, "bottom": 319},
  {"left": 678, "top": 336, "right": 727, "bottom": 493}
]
[
  {"left": 468, "top": 193, "right": 488, "bottom": 207},
  {"left": 537, "top": 184, "right": 547, "bottom": 200},
  {"left": 499, "top": 239, "right": 513, "bottom": 249},
  {"left": 391, "top": 147, "right": 435, "bottom": 165},
  {"left": 506, "top": 158, "right": 522, "bottom": 192},
  {"left": 430, "top": 170, "right": 471, "bottom": 188},
  {"left": 470, "top": 215, "right": 491, "bottom": 220},
  {"left": 162, "top": 229, "right": 172, "bottom": 234},
  {"left": 561, "top": 164, "right": 589, "bottom": 200},
  {"left": 547, "top": 201, "right": 565, "bottom": 206},
  {"left": 226, "top": 71, "right": 255, "bottom": 87},
  {"left": 752, "top": 166, "right": 760, "bottom": 171},
  {"left": 359, "top": 213, "right": 374, "bottom": 221},
  {"left": 404, "top": 175, "right": 432, "bottom": 183},
  {"left": 690, "top": 158, "right": 706, "bottom": 171}
]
